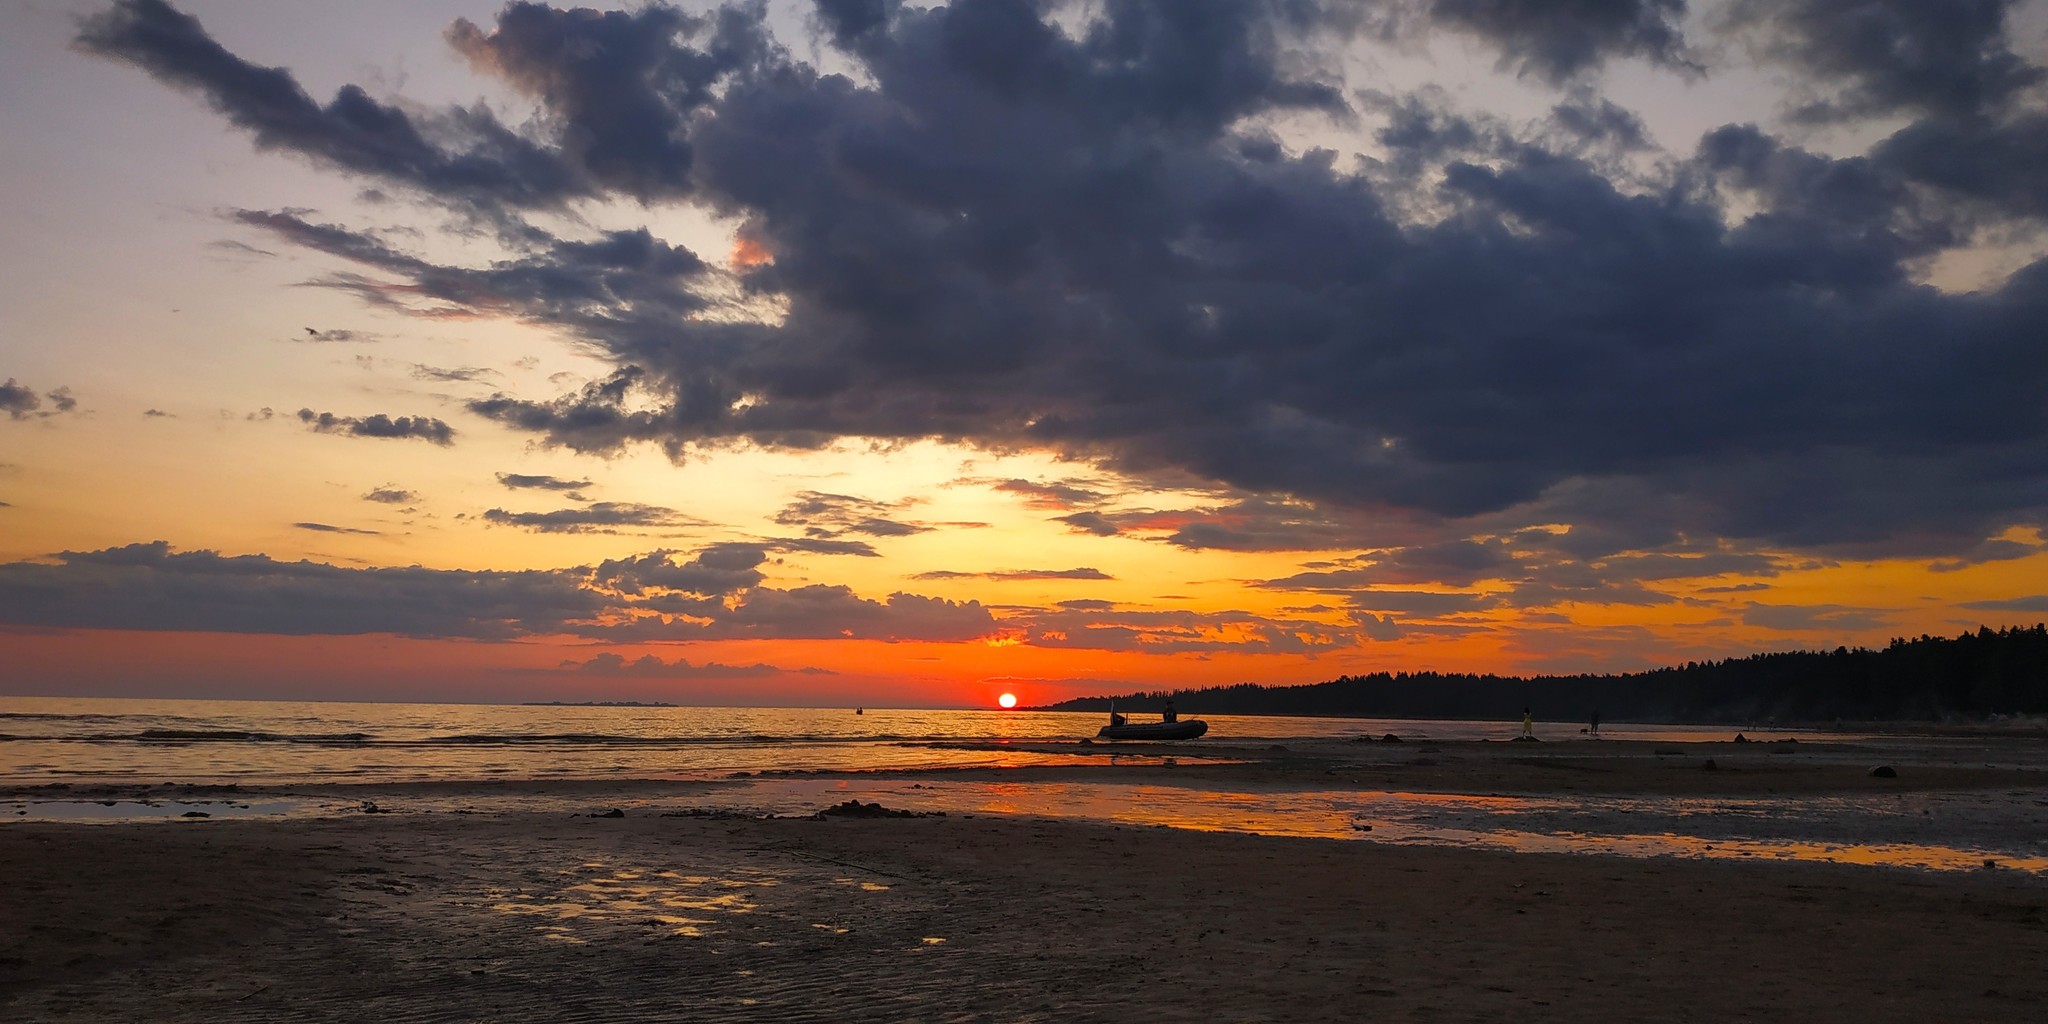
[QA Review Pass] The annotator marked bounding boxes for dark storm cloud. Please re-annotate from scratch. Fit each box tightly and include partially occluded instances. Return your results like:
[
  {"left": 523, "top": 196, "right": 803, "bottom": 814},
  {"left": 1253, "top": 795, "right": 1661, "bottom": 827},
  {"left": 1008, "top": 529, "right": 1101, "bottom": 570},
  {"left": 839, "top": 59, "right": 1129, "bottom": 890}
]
[
  {"left": 558, "top": 653, "right": 834, "bottom": 678},
  {"left": 1739, "top": 602, "right": 1892, "bottom": 632},
  {"left": 103, "top": 0, "right": 2048, "bottom": 565},
  {"left": 991, "top": 478, "right": 1111, "bottom": 511},
  {"left": 1054, "top": 496, "right": 1383, "bottom": 552},
  {"left": 1722, "top": 0, "right": 2042, "bottom": 123},
  {"left": 411, "top": 364, "right": 502, "bottom": 385},
  {"left": 758, "top": 536, "right": 882, "bottom": 558},
  {"left": 443, "top": 1, "right": 774, "bottom": 201},
  {"left": 1712, "top": 1, "right": 2048, "bottom": 223},
  {"left": 75, "top": 0, "right": 582, "bottom": 210},
  {"left": 1344, "top": 589, "right": 1494, "bottom": 616},
  {"left": 293, "top": 328, "right": 376, "bottom": 343},
  {"left": 0, "top": 541, "right": 1003, "bottom": 644},
  {"left": 234, "top": 209, "right": 710, "bottom": 326},
  {"left": 584, "top": 585, "right": 998, "bottom": 643},
  {"left": 482, "top": 501, "right": 707, "bottom": 534},
  {"left": 1007, "top": 604, "right": 1355, "bottom": 654},
  {"left": 1250, "top": 535, "right": 1800, "bottom": 616},
  {"left": 298, "top": 408, "right": 455, "bottom": 445},
  {"left": 0, "top": 541, "right": 603, "bottom": 638},
  {"left": 0, "top": 380, "right": 40, "bottom": 419},
  {"left": 1256, "top": 538, "right": 1514, "bottom": 591},
  {"left": 1961, "top": 595, "right": 2048, "bottom": 613},
  {"left": 909, "top": 567, "right": 1113, "bottom": 581},
  {"left": 1547, "top": 95, "right": 1651, "bottom": 152},
  {"left": 1928, "top": 537, "right": 2042, "bottom": 573},
  {"left": 595, "top": 545, "right": 768, "bottom": 597},
  {"left": 1054, "top": 512, "right": 1123, "bottom": 537},
  {"left": 1157, "top": 497, "right": 1376, "bottom": 552},
  {"left": 773, "top": 491, "right": 932, "bottom": 538},
  {"left": 496, "top": 473, "right": 594, "bottom": 492},
  {"left": 2, "top": 380, "right": 78, "bottom": 420},
  {"left": 1871, "top": 113, "right": 2048, "bottom": 221},
  {"left": 1425, "top": 0, "right": 1694, "bottom": 83},
  {"left": 293, "top": 522, "right": 381, "bottom": 536}
]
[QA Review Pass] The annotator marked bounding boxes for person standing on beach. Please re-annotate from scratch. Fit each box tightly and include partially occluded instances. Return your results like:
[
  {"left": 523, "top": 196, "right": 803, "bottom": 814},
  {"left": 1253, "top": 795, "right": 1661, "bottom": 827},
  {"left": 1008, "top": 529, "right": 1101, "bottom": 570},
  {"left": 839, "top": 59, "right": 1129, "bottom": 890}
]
[
  {"left": 1522, "top": 707, "right": 1534, "bottom": 738},
  {"left": 1589, "top": 710, "right": 1600, "bottom": 737}
]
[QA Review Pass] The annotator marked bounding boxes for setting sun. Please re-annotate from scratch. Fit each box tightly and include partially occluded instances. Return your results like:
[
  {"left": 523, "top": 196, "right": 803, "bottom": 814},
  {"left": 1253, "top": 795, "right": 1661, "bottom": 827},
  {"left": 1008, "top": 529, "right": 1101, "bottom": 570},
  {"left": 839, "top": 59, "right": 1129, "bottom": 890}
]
[{"left": 997, "top": 693, "right": 1017, "bottom": 709}]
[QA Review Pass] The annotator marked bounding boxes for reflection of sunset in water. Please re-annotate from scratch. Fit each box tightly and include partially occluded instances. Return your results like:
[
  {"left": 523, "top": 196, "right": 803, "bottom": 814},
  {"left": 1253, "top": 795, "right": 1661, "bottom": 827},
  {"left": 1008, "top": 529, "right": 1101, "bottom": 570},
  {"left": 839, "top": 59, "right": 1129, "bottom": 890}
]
[
  {"left": 716, "top": 779, "right": 2048, "bottom": 876},
  {"left": 490, "top": 861, "right": 779, "bottom": 942}
]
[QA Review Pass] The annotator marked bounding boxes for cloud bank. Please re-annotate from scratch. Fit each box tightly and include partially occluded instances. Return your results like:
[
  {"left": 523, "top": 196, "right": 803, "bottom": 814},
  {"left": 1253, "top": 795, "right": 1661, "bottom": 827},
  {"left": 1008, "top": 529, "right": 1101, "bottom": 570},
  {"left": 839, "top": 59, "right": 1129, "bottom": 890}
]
[{"left": 74, "top": 0, "right": 2048, "bottom": 571}]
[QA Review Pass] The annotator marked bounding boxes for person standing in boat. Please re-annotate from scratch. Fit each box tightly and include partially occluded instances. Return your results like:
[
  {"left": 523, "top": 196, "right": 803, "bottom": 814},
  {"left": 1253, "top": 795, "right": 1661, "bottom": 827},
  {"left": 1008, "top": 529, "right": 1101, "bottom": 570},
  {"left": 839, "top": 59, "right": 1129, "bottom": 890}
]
[{"left": 1163, "top": 700, "right": 1178, "bottom": 723}]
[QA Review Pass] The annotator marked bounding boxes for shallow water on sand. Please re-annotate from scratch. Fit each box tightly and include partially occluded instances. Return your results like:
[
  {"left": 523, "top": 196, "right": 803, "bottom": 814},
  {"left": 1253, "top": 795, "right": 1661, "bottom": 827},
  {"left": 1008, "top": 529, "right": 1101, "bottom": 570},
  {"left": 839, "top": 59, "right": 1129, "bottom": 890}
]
[
  {"left": 17, "top": 776, "right": 2041, "bottom": 877},
  {"left": 706, "top": 777, "right": 2048, "bottom": 876}
]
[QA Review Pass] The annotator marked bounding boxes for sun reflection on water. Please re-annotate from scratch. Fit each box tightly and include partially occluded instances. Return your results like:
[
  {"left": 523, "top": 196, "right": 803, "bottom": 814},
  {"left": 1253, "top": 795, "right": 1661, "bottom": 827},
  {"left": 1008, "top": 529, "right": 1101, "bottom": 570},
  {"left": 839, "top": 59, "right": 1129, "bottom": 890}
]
[
  {"left": 489, "top": 861, "right": 779, "bottom": 941},
  {"left": 716, "top": 779, "right": 2048, "bottom": 876}
]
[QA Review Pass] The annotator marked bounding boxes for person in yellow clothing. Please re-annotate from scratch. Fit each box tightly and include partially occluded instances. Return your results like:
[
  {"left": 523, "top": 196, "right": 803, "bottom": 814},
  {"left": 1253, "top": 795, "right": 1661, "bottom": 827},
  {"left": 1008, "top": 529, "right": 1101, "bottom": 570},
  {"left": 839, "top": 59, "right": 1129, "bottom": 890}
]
[{"left": 1521, "top": 707, "right": 1534, "bottom": 738}]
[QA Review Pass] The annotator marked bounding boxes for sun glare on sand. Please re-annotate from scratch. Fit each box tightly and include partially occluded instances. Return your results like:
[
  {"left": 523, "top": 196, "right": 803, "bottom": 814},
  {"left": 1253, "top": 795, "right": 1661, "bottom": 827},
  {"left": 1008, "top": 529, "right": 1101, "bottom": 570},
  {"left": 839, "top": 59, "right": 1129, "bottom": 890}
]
[{"left": 998, "top": 693, "right": 1018, "bottom": 709}]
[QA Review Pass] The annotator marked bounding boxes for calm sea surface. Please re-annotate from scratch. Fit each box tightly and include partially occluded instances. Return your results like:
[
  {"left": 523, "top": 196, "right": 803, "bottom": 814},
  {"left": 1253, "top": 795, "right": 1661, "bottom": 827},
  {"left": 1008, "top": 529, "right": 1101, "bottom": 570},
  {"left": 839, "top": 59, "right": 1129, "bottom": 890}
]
[
  {"left": 7, "top": 697, "right": 2043, "bottom": 875},
  {"left": 1, "top": 696, "right": 1755, "bottom": 785}
]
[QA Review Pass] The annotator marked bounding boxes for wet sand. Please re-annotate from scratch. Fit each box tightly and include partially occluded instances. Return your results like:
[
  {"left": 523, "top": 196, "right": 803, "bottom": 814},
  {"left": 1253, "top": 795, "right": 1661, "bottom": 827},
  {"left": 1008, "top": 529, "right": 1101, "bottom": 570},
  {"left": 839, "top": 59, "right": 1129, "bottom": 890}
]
[{"left": 6, "top": 738, "right": 2048, "bottom": 1022}]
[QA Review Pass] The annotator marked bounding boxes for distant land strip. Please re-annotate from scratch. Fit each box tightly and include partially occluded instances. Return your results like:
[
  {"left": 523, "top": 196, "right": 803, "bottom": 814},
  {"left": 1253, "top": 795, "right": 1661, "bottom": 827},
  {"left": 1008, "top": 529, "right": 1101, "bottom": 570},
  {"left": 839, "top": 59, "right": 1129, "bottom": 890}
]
[{"left": 1035, "top": 625, "right": 2048, "bottom": 725}]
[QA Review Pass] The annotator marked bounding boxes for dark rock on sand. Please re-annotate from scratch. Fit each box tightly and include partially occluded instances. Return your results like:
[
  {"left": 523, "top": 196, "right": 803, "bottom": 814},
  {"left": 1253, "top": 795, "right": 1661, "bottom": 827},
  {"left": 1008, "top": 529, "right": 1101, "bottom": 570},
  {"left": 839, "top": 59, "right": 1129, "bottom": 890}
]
[
  {"left": 1701, "top": 759, "right": 1719, "bottom": 771},
  {"left": 180, "top": 811, "right": 210, "bottom": 818},
  {"left": 815, "top": 800, "right": 939, "bottom": 819},
  {"left": 593, "top": 808, "right": 626, "bottom": 818},
  {"left": 1381, "top": 734, "right": 1403, "bottom": 743},
  {"left": 1868, "top": 765, "right": 1898, "bottom": 778},
  {"left": 659, "top": 808, "right": 760, "bottom": 820}
]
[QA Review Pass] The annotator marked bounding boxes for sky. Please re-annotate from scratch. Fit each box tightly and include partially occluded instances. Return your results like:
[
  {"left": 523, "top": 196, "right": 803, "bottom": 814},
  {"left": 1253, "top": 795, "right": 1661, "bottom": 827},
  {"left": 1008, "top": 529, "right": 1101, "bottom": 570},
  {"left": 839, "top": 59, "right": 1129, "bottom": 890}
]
[{"left": 2, "top": 0, "right": 2047, "bottom": 708}]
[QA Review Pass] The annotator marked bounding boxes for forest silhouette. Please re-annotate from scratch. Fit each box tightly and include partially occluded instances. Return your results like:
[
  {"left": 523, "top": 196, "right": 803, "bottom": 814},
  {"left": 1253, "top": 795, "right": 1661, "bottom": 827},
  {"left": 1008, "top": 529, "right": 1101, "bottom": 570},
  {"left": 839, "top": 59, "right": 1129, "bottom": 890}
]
[{"left": 1043, "top": 625, "right": 2048, "bottom": 724}]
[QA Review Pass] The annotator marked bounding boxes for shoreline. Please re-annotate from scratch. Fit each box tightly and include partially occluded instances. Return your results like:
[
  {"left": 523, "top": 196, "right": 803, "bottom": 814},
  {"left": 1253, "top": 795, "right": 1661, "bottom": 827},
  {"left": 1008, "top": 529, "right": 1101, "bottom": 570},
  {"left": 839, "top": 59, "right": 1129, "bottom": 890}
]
[
  {"left": 9, "top": 733, "right": 2042, "bottom": 798},
  {"left": 9, "top": 735, "right": 2048, "bottom": 876},
  {"left": 8, "top": 736, "right": 2048, "bottom": 1019},
  {"left": 7, "top": 804, "right": 2047, "bottom": 1021}
]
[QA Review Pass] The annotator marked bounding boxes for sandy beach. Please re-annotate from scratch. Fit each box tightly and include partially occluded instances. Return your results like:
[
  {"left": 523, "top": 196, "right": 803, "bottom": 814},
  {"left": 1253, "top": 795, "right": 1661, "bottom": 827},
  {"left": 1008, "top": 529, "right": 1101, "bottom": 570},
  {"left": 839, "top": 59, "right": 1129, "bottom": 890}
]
[{"left": 6, "top": 737, "right": 2048, "bottom": 1022}]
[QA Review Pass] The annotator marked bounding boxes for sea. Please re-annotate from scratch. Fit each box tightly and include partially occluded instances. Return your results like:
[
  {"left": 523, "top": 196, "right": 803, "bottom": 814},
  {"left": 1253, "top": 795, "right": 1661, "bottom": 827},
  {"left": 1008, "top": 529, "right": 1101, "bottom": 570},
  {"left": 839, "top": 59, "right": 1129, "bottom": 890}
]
[
  {"left": 0, "top": 696, "right": 1762, "bottom": 785},
  {"left": 7, "top": 697, "right": 2045, "bottom": 875}
]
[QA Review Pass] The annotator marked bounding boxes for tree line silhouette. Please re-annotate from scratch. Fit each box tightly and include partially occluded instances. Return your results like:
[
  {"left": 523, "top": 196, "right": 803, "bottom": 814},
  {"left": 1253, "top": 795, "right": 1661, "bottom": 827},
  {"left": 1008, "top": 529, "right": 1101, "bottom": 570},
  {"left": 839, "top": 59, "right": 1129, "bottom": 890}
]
[{"left": 1043, "top": 624, "right": 2048, "bottom": 723}]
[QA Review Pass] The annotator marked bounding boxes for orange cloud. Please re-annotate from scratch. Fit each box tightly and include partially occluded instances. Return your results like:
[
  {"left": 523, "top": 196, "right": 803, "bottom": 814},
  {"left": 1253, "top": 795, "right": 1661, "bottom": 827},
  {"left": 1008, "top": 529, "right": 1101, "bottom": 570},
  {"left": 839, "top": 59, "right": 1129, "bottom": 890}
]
[{"left": 730, "top": 235, "right": 774, "bottom": 269}]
